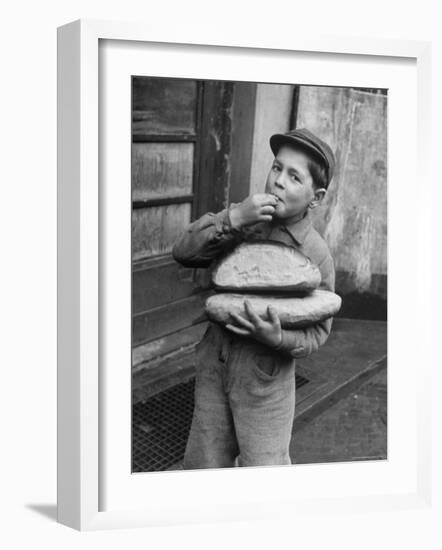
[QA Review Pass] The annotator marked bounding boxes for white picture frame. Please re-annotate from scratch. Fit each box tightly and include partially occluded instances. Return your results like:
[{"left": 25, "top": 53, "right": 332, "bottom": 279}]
[{"left": 57, "top": 19, "right": 433, "bottom": 531}]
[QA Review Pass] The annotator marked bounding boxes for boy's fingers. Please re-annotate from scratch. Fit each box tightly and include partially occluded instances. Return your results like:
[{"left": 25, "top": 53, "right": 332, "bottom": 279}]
[
  {"left": 230, "top": 312, "right": 255, "bottom": 331},
  {"left": 225, "top": 324, "right": 251, "bottom": 336},
  {"left": 267, "top": 305, "right": 281, "bottom": 326},
  {"left": 244, "top": 300, "right": 263, "bottom": 325},
  {"left": 261, "top": 205, "right": 276, "bottom": 214},
  {"left": 262, "top": 193, "right": 278, "bottom": 203},
  {"left": 255, "top": 193, "right": 278, "bottom": 206}
]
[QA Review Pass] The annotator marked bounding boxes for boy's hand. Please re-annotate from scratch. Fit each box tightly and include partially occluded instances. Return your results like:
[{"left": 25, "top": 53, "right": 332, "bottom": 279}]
[
  {"left": 225, "top": 300, "right": 282, "bottom": 349},
  {"left": 229, "top": 194, "right": 278, "bottom": 229}
]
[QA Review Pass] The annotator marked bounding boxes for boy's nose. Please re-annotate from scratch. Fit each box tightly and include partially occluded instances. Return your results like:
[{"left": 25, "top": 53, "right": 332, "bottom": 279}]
[{"left": 274, "top": 177, "right": 285, "bottom": 189}]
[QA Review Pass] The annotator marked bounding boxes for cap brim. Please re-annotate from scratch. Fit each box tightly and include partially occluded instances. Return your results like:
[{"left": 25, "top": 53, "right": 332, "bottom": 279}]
[{"left": 270, "top": 134, "right": 329, "bottom": 169}]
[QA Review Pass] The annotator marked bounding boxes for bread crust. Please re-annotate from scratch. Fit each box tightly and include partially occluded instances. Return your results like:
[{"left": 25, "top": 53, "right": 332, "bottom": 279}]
[
  {"left": 206, "top": 290, "right": 342, "bottom": 328},
  {"left": 212, "top": 241, "right": 321, "bottom": 292}
]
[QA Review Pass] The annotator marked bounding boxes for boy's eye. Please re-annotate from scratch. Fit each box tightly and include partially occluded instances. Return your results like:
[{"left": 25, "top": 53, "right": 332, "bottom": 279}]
[{"left": 272, "top": 164, "right": 281, "bottom": 172}]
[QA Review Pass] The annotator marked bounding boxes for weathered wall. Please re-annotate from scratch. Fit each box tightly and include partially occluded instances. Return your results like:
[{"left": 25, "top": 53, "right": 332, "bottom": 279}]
[
  {"left": 249, "top": 84, "right": 294, "bottom": 194},
  {"left": 296, "top": 86, "right": 387, "bottom": 304}
]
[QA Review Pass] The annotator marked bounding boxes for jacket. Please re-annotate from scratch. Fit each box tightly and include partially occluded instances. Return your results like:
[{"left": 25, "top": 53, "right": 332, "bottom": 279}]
[{"left": 172, "top": 204, "right": 335, "bottom": 358}]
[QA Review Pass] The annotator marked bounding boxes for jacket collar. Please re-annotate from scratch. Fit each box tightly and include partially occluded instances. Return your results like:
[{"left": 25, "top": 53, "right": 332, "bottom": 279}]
[{"left": 273, "top": 209, "right": 312, "bottom": 246}]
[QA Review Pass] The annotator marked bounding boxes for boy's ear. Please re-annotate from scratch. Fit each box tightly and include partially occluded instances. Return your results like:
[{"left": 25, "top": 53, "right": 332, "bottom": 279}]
[{"left": 309, "top": 188, "right": 326, "bottom": 209}]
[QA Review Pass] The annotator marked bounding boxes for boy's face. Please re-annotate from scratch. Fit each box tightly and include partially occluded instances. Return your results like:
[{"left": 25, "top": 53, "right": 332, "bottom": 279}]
[{"left": 265, "top": 145, "right": 324, "bottom": 222}]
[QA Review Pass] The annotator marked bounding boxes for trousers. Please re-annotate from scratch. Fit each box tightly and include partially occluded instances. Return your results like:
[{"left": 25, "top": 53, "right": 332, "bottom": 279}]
[{"left": 183, "top": 323, "right": 296, "bottom": 469}]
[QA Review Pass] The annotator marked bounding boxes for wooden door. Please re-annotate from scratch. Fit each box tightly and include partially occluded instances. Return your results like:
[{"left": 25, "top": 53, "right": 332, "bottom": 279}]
[{"left": 132, "top": 77, "right": 234, "bottom": 400}]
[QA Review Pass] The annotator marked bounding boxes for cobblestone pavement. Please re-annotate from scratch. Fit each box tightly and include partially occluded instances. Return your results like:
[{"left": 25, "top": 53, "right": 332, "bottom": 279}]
[{"left": 290, "top": 368, "right": 387, "bottom": 464}]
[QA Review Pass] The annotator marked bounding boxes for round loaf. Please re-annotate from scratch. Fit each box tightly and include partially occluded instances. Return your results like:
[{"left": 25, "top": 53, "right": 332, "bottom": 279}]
[
  {"left": 206, "top": 290, "right": 342, "bottom": 329},
  {"left": 211, "top": 241, "right": 321, "bottom": 292}
]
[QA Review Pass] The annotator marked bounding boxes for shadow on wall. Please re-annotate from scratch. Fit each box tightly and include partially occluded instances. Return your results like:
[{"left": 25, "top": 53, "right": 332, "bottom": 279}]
[
  {"left": 336, "top": 291, "right": 387, "bottom": 321},
  {"left": 335, "top": 269, "right": 387, "bottom": 321}
]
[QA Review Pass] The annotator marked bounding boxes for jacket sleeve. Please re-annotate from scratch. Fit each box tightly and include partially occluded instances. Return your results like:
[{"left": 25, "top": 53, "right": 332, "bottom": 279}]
[
  {"left": 273, "top": 254, "right": 336, "bottom": 358},
  {"left": 172, "top": 204, "right": 243, "bottom": 268}
]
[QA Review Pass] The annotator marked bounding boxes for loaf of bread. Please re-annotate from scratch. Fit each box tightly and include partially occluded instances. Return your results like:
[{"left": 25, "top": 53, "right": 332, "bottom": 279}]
[
  {"left": 206, "top": 290, "right": 342, "bottom": 328},
  {"left": 212, "top": 241, "right": 321, "bottom": 292}
]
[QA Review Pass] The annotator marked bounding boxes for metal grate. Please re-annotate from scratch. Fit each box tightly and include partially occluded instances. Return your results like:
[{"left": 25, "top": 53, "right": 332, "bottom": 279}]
[
  {"left": 132, "top": 373, "right": 310, "bottom": 472},
  {"left": 132, "top": 378, "right": 195, "bottom": 472}
]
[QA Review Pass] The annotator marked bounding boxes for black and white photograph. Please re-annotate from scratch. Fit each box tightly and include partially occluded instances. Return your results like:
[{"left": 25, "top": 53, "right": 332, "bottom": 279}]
[{"left": 131, "top": 76, "right": 387, "bottom": 473}]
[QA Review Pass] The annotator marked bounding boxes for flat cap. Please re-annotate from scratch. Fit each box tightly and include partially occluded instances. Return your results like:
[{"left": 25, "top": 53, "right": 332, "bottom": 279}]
[{"left": 270, "top": 128, "right": 336, "bottom": 186}]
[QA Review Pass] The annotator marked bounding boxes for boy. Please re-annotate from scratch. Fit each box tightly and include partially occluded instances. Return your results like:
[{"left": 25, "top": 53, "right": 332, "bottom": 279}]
[{"left": 172, "top": 128, "right": 336, "bottom": 469}]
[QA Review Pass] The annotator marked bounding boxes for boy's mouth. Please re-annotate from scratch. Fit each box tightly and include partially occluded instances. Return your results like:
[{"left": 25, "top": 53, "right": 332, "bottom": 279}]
[{"left": 270, "top": 192, "right": 283, "bottom": 202}]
